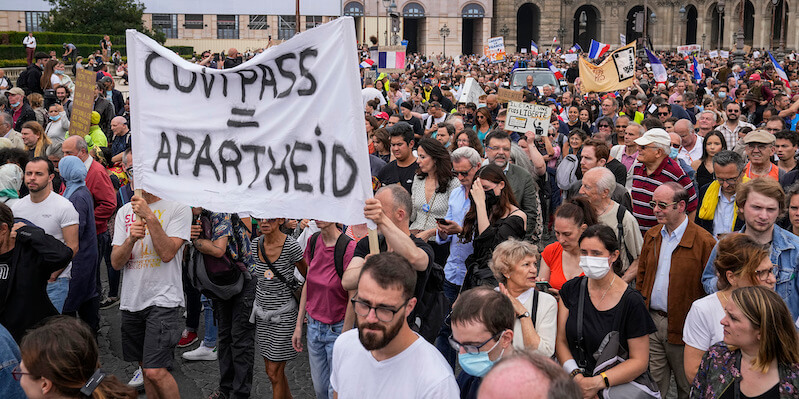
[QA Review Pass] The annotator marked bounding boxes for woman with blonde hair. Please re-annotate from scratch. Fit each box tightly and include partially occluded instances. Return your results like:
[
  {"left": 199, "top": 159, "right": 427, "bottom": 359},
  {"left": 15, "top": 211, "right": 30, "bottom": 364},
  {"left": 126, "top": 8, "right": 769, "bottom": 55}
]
[
  {"left": 489, "top": 238, "right": 557, "bottom": 356},
  {"left": 20, "top": 121, "right": 51, "bottom": 158},
  {"left": 683, "top": 233, "right": 777, "bottom": 383},
  {"left": 691, "top": 286, "right": 799, "bottom": 398}
]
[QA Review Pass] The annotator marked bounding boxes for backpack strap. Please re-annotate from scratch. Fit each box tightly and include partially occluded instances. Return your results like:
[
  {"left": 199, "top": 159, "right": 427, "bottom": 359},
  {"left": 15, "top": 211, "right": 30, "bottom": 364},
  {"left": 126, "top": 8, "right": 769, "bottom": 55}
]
[
  {"left": 615, "top": 204, "right": 634, "bottom": 266},
  {"left": 530, "top": 289, "right": 539, "bottom": 329},
  {"left": 575, "top": 277, "right": 588, "bottom": 369},
  {"left": 308, "top": 232, "right": 321, "bottom": 261},
  {"left": 333, "top": 234, "right": 353, "bottom": 280}
]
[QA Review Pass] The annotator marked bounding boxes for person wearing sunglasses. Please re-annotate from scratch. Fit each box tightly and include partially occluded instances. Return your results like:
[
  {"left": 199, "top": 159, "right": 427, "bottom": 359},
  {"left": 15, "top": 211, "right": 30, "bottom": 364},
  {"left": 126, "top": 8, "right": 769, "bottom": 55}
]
[
  {"left": 636, "top": 183, "right": 716, "bottom": 398},
  {"left": 683, "top": 233, "right": 779, "bottom": 384},
  {"left": 702, "top": 178, "right": 799, "bottom": 322},
  {"left": 716, "top": 102, "right": 755, "bottom": 149},
  {"left": 631, "top": 128, "right": 698, "bottom": 235},
  {"left": 449, "top": 286, "right": 516, "bottom": 398},
  {"left": 656, "top": 104, "right": 672, "bottom": 124},
  {"left": 331, "top": 252, "right": 459, "bottom": 398}
]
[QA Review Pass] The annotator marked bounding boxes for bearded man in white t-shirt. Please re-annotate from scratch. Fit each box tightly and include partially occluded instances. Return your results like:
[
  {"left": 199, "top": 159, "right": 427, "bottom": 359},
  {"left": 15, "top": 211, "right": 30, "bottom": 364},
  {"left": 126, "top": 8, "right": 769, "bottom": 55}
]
[
  {"left": 111, "top": 172, "right": 191, "bottom": 399},
  {"left": 330, "top": 252, "right": 458, "bottom": 399}
]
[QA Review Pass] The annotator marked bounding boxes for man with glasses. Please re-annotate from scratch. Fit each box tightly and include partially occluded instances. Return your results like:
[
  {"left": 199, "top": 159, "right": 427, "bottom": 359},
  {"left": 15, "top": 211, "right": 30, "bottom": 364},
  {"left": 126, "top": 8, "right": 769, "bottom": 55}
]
[
  {"left": 631, "top": 129, "right": 698, "bottom": 234},
  {"left": 742, "top": 130, "right": 784, "bottom": 182},
  {"left": 763, "top": 116, "right": 787, "bottom": 135},
  {"left": 449, "top": 287, "right": 515, "bottom": 397},
  {"left": 637, "top": 182, "right": 715, "bottom": 399},
  {"left": 702, "top": 178, "right": 799, "bottom": 320},
  {"left": 715, "top": 102, "right": 754, "bottom": 149},
  {"left": 674, "top": 119, "right": 702, "bottom": 165},
  {"left": 695, "top": 151, "right": 746, "bottom": 237},
  {"left": 483, "top": 130, "right": 542, "bottom": 247},
  {"left": 656, "top": 104, "right": 672, "bottom": 124},
  {"left": 331, "top": 252, "right": 458, "bottom": 398}
]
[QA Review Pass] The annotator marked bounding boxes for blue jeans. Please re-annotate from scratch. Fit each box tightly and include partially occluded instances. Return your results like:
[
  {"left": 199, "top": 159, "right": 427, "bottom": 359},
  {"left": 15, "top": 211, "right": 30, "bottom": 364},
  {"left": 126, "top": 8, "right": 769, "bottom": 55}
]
[
  {"left": 435, "top": 279, "right": 459, "bottom": 370},
  {"left": 47, "top": 277, "right": 70, "bottom": 313},
  {"left": 202, "top": 295, "right": 217, "bottom": 348},
  {"left": 306, "top": 314, "right": 343, "bottom": 399}
]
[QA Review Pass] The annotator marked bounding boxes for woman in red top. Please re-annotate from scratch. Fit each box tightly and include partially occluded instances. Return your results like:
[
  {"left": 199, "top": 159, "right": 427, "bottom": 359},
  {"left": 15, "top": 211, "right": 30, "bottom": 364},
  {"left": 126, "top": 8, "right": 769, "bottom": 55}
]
[{"left": 539, "top": 197, "right": 596, "bottom": 294}]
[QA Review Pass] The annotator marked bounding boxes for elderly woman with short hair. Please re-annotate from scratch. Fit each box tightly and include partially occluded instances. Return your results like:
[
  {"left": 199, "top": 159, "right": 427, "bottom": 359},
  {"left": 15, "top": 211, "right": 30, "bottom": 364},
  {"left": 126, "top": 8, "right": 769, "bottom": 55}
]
[{"left": 489, "top": 238, "right": 557, "bottom": 356}]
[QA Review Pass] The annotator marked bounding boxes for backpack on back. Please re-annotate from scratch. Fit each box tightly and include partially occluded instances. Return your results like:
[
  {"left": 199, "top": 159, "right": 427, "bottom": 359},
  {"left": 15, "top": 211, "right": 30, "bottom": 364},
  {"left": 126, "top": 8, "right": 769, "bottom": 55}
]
[
  {"left": 307, "top": 231, "right": 352, "bottom": 279},
  {"left": 187, "top": 212, "right": 253, "bottom": 301},
  {"left": 556, "top": 153, "right": 579, "bottom": 190}
]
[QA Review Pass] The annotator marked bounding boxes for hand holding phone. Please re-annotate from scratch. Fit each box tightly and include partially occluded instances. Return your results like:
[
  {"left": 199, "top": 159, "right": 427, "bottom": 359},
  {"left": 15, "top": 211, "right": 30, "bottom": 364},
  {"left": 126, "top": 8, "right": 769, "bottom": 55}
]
[
  {"left": 435, "top": 218, "right": 449, "bottom": 225},
  {"left": 535, "top": 281, "right": 552, "bottom": 291}
]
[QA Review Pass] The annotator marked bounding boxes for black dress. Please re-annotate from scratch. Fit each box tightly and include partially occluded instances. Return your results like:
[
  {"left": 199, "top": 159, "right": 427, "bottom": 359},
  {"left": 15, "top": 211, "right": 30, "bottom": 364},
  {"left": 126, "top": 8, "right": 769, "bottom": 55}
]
[
  {"left": 461, "top": 214, "right": 526, "bottom": 290},
  {"left": 695, "top": 161, "right": 714, "bottom": 193}
]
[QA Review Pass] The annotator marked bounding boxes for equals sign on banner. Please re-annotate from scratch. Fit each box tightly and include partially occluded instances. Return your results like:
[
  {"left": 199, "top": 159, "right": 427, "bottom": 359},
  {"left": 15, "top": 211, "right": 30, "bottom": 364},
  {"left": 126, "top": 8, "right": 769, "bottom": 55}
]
[{"left": 227, "top": 107, "right": 259, "bottom": 128}]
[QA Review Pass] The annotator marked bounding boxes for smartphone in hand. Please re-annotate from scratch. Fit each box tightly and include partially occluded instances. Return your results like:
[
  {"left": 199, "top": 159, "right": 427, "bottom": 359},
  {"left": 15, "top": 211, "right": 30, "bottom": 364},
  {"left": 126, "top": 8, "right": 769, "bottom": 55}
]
[{"left": 436, "top": 218, "right": 449, "bottom": 225}]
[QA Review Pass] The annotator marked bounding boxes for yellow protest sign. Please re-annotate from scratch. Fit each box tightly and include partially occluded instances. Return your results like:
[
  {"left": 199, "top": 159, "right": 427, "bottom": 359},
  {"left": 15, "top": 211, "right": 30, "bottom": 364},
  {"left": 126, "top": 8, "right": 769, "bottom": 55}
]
[{"left": 578, "top": 42, "right": 637, "bottom": 93}]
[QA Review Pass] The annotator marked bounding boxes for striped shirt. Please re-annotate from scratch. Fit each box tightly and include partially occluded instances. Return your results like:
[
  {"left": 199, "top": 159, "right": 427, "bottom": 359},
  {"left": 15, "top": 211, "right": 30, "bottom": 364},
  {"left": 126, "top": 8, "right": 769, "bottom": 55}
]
[{"left": 631, "top": 157, "right": 698, "bottom": 233}]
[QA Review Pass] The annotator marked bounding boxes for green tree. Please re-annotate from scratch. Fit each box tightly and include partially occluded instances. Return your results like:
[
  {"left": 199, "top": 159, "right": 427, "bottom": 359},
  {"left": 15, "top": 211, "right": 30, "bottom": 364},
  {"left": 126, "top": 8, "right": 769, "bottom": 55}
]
[{"left": 43, "top": 0, "right": 166, "bottom": 43}]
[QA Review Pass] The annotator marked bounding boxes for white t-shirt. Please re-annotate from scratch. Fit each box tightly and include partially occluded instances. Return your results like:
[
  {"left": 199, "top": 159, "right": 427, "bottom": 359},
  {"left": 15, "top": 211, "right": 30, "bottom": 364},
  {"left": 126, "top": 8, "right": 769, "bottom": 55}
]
[
  {"left": 12, "top": 192, "right": 79, "bottom": 278},
  {"left": 112, "top": 199, "right": 191, "bottom": 312},
  {"left": 49, "top": 74, "right": 61, "bottom": 88},
  {"left": 682, "top": 292, "right": 726, "bottom": 351},
  {"left": 23, "top": 36, "right": 36, "bottom": 48},
  {"left": 362, "top": 87, "right": 386, "bottom": 108},
  {"left": 331, "top": 329, "right": 459, "bottom": 399}
]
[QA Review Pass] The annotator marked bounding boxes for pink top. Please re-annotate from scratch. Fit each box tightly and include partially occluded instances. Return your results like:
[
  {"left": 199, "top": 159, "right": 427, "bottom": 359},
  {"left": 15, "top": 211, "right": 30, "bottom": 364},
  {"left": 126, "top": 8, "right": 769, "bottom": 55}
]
[{"left": 302, "top": 235, "right": 356, "bottom": 324}]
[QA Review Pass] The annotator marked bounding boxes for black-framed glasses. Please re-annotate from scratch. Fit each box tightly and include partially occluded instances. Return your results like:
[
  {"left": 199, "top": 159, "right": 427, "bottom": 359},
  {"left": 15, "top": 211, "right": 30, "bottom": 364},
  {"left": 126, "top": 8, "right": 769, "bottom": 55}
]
[
  {"left": 449, "top": 331, "right": 503, "bottom": 354},
  {"left": 746, "top": 143, "right": 772, "bottom": 152},
  {"left": 671, "top": 143, "right": 681, "bottom": 149},
  {"left": 485, "top": 145, "right": 510, "bottom": 152},
  {"left": 12, "top": 365, "right": 31, "bottom": 381},
  {"left": 649, "top": 200, "right": 678, "bottom": 209},
  {"left": 658, "top": 112, "right": 670, "bottom": 116},
  {"left": 452, "top": 165, "right": 475, "bottom": 177},
  {"left": 755, "top": 265, "right": 780, "bottom": 281},
  {"left": 715, "top": 172, "right": 742, "bottom": 185},
  {"left": 598, "top": 124, "right": 610, "bottom": 128},
  {"left": 351, "top": 297, "right": 409, "bottom": 323}
]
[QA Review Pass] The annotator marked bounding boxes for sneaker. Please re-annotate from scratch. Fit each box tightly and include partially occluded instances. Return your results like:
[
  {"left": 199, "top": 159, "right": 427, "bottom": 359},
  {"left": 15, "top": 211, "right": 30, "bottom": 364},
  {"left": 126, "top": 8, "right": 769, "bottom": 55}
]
[
  {"left": 99, "top": 296, "right": 119, "bottom": 310},
  {"left": 208, "top": 388, "right": 229, "bottom": 399},
  {"left": 182, "top": 341, "right": 217, "bottom": 361},
  {"left": 177, "top": 330, "right": 198, "bottom": 348},
  {"left": 128, "top": 367, "right": 144, "bottom": 388}
]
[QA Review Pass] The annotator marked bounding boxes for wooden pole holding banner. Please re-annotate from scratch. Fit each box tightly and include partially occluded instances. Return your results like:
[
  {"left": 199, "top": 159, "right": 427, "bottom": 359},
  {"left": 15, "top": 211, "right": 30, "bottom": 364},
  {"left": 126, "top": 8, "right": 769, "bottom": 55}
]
[{"left": 368, "top": 229, "right": 379, "bottom": 254}]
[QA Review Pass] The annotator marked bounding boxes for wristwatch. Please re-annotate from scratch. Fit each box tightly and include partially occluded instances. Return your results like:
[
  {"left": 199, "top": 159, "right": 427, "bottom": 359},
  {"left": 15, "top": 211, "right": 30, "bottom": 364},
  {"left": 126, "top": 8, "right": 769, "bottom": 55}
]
[
  {"left": 516, "top": 311, "right": 530, "bottom": 320},
  {"left": 569, "top": 368, "right": 585, "bottom": 378}
]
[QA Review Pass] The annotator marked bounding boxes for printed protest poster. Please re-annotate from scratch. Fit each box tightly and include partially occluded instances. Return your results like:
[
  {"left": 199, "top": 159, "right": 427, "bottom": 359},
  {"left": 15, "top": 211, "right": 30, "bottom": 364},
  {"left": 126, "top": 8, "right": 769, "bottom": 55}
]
[
  {"left": 720, "top": 50, "right": 730, "bottom": 59},
  {"left": 578, "top": 42, "right": 636, "bottom": 93},
  {"left": 68, "top": 69, "right": 95, "bottom": 138},
  {"left": 708, "top": 50, "right": 719, "bottom": 58},
  {"left": 125, "top": 17, "right": 373, "bottom": 225},
  {"left": 505, "top": 101, "right": 551, "bottom": 136},
  {"left": 497, "top": 88, "right": 524, "bottom": 103},
  {"left": 486, "top": 37, "right": 506, "bottom": 63},
  {"left": 677, "top": 44, "right": 701, "bottom": 55},
  {"left": 459, "top": 77, "right": 486, "bottom": 104}
]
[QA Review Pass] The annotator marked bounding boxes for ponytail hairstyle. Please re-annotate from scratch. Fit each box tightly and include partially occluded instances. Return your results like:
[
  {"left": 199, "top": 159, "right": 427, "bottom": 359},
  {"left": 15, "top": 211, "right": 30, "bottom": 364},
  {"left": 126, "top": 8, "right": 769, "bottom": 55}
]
[{"left": 20, "top": 316, "right": 137, "bottom": 399}]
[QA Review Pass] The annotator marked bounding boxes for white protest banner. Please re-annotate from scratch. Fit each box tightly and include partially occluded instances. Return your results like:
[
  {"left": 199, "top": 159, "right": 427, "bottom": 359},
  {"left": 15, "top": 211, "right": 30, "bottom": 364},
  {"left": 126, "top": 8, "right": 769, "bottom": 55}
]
[
  {"left": 505, "top": 101, "right": 551, "bottom": 136},
  {"left": 521, "top": 48, "right": 527, "bottom": 54},
  {"left": 125, "top": 17, "right": 373, "bottom": 225},
  {"left": 459, "top": 77, "right": 486, "bottom": 104},
  {"left": 486, "top": 37, "right": 506, "bottom": 63},
  {"left": 561, "top": 53, "right": 578, "bottom": 63},
  {"left": 677, "top": 44, "right": 701, "bottom": 55},
  {"left": 708, "top": 50, "right": 719, "bottom": 58},
  {"left": 720, "top": 50, "right": 729, "bottom": 59}
]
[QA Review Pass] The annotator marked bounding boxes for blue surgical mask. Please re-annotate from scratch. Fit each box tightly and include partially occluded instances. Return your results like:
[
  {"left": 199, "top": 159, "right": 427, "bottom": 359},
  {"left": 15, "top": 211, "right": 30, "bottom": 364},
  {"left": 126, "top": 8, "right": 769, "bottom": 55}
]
[
  {"left": 106, "top": 90, "right": 112, "bottom": 97},
  {"left": 718, "top": 92, "right": 727, "bottom": 99},
  {"left": 697, "top": 106, "right": 704, "bottom": 112},
  {"left": 457, "top": 338, "right": 505, "bottom": 377},
  {"left": 10, "top": 102, "right": 19, "bottom": 108},
  {"left": 669, "top": 147, "right": 679, "bottom": 159},
  {"left": 49, "top": 114, "right": 61, "bottom": 121},
  {"left": 54, "top": 70, "right": 64, "bottom": 75}
]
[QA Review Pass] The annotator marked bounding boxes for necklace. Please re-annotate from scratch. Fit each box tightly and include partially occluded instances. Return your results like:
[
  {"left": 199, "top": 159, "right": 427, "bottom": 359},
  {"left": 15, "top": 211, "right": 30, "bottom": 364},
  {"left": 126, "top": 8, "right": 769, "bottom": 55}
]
[
  {"left": 599, "top": 201, "right": 614, "bottom": 216},
  {"left": 598, "top": 275, "right": 616, "bottom": 304}
]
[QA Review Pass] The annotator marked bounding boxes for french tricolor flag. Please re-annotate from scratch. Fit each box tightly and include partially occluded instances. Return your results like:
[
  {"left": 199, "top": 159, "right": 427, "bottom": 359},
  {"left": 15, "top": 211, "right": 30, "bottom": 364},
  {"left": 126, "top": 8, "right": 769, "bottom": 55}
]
[
  {"left": 360, "top": 59, "right": 374, "bottom": 68},
  {"left": 645, "top": 48, "right": 668, "bottom": 84},
  {"left": 378, "top": 50, "right": 405, "bottom": 70},
  {"left": 530, "top": 40, "right": 539, "bottom": 56},
  {"left": 547, "top": 60, "right": 563, "bottom": 80},
  {"left": 691, "top": 56, "right": 701, "bottom": 81},
  {"left": 587, "top": 39, "right": 610, "bottom": 59},
  {"left": 769, "top": 52, "right": 791, "bottom": 92},
  {"left": 569, "top": 44, "right": 582, "bottom": 53}
]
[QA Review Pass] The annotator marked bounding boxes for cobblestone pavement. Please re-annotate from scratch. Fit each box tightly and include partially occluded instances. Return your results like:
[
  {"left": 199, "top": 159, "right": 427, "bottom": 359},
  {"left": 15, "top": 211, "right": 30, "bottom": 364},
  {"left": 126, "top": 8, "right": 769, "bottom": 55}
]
[{"left": 97, "top": 304, "right": 316, "bottom": 399}]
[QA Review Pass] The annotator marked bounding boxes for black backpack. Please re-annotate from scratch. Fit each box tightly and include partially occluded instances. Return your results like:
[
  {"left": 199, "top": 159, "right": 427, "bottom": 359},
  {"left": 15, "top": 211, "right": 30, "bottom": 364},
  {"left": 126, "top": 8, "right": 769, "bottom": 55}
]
[
  {"left": 614, "top": 204, "right": 635, "bottom": 275},
  {"left": 307, "top": 231, "right": 352, "bottom": 279},
  {"left": 16, "top": 67, "right": 30, "bottom": 94}
]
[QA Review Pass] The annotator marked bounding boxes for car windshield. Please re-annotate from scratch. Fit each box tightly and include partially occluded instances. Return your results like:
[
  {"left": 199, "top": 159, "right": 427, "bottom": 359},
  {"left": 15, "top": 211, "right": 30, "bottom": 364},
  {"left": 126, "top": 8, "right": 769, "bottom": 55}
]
[{"left": 512, "top": 72, "right": 559, "bottom": 87}]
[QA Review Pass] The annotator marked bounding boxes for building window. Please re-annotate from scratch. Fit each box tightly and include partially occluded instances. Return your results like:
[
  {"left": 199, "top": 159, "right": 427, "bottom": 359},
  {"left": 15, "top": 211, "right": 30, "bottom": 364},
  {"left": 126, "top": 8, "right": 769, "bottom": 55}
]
[
  {"left": 217, "top": 15, "right": 239, "bottom": 39},
  {"left": 153, "top": 14, "right": 178, "bottom": 38},
  {"left": 343, "top": 2, "right": 364, "bottom": 16},
  {"left": 25, "top": 11, "right": 48, "bottom": 32},
  {"left": 184, "top": 14, "right": 203, "bottom": 29},
  {"left": 402, "top": 3, "right": 425, "bottom": 18},
  {"left": 249, "top": 15, "right": 269, "bottom": 30},
  {"left": 462, "top": 4, "right": 485, "bottom": 18},
  {"left": 278, "top": 15, "right": 296, "bottom": 40},
  {"left": 306, "top": 16, "right": 322, "bottom": 30}
]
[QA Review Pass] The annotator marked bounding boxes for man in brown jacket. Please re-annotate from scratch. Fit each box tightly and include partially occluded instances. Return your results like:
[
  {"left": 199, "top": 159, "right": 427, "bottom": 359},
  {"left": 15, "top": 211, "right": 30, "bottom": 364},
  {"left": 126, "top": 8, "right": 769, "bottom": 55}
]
[{"left": 636, "top": 182, "right": 715, "bottom": 399}]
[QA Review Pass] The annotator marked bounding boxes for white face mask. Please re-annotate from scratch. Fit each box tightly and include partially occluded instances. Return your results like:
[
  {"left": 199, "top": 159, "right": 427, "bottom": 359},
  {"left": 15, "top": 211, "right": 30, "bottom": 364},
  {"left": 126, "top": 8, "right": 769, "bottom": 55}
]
[{"left": 579, "top": 256, "right": 611, "bottom": 279}]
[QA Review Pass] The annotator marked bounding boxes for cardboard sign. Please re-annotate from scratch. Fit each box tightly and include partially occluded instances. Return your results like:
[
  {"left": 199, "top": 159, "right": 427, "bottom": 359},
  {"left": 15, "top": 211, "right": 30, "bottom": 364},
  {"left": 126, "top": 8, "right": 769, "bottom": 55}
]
[
  {"left": 125, "top": 18, "right": 374, "bottom": 225},
  {"left": 720, "top": 50, "right": 729, "bottom": 59},
  {"left": 505, "top": 101, "right": 551, "bottom": 135},
  {"left": 708, "top": 50, "right": 719, "bottom": 58},
  {"left": 486, "top": 37, "right": 506, "bottom": 63},
  {"left": 497, "top": 88, "right": 524, "bottom": 103},
  {"left": 68, "top": 69, "right": 95, "bottom": 138},
  {"left": 677, "top": 44, "right": 701, "bottom": 55},
  {"left": 458, "top": 77, "right": 486, "bottom": 104}
]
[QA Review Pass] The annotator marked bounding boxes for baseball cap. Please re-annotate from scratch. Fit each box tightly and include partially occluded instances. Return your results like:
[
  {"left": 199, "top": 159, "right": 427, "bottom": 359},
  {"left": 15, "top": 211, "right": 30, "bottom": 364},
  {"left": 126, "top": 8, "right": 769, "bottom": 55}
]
[
  {"left": 374, "top": 112, "right": 389, "bottom": 121},
  {"left": 7, "top": 87, "right": 24, "bottom": 97},
  {"left": 743, "top": 129, "right": 775, "bottom": 144},
  {"left": 634, "top": 128, "right": 671, "bottom": 147},
  {"left": 749, "top": 73, "right": 761, "bottom": 81}
]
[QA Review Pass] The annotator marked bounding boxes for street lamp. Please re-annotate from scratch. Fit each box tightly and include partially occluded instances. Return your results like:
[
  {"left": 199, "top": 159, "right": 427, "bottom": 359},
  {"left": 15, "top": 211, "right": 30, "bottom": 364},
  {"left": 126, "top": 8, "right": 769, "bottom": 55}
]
[
  {"left": 387, "top": 0, "right": 399, "bottom": 45},
  {"left": 702, "top": 33, "right": 706, "bottom": 49},
  {"left": 381, "top": 0, "right": 390, "bottom": 45},
  {"left": 439, "top": 24, "right": 450, "bottom": 58},
  {"left": 717, "top": 0, "right": 725, "bottom": 49},
  {"left": 733, "top": 0, "right": 744, "bottom": 65}
]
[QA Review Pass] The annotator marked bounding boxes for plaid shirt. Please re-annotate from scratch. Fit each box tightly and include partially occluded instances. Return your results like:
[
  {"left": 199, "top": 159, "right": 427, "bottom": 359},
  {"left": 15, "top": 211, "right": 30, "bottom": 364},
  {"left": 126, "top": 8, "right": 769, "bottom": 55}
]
[
  {"left": 714, "top": 120, "right": 755, "bottom": 149},
  {"left": 631, "top": 157, "right": 698, "bottom": 233}
]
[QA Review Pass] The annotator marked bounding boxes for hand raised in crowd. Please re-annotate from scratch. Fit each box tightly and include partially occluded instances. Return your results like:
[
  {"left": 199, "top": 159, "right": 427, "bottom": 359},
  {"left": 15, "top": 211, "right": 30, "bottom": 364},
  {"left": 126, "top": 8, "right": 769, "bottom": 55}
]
[
  {"left": 363, "top": 198, "right": 388, "bottom": 225},
  {"left": 470, "top": 178, "right": 486, "bottom": 208},
  {"left": 284, "top": 219, "right": 298, "bottom": 230},
  {"left": 130, "top": 195, "right": 154, "bottom": 222},
  {"left": 190, "top": 223, "right": 202, "bottom": 240},
  {"left": 129, "top": 218, "right": 146, "bottom": 242},
  {"left": 436, "top": 219, "right": 462, "bottom": 236},
  {"left": 299, "top": 219, "right": 310, "bottom": 230},
  {"left": 498, "top": 282, "right": 528, "bottom": 317},
  {"left": 10, "top": 222, "right": 24, "bottom": 241}
]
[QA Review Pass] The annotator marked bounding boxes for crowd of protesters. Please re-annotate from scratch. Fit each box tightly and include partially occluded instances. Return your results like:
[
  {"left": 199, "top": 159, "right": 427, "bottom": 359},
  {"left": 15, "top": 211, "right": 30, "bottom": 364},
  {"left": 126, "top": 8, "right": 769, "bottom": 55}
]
[{"left": 0, "top": 30, "right": 798, "bottom": 399}]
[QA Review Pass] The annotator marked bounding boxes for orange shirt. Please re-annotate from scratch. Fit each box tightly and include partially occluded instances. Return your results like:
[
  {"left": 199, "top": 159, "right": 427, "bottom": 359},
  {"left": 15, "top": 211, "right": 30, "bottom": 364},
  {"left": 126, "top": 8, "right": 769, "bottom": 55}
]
[{"left": 541, "top": 242, "right": 584, "bottom": 290}]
